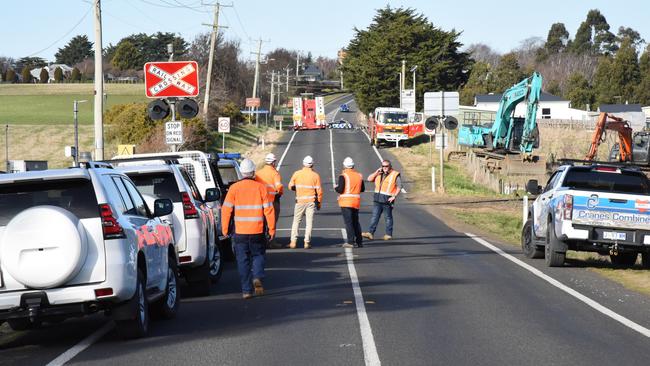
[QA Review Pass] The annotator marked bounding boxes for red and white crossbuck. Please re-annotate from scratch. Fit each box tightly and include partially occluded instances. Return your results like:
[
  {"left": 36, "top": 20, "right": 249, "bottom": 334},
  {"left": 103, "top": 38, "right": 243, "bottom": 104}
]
[{"left": 144, "top": 61, "right": 200, "bottom": 98}]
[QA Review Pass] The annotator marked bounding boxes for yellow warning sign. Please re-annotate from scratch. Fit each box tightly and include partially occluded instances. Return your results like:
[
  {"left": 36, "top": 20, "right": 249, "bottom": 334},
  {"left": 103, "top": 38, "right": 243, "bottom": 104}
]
[{"left": 118, "top": 144, "right": 136, "bottom": 156}]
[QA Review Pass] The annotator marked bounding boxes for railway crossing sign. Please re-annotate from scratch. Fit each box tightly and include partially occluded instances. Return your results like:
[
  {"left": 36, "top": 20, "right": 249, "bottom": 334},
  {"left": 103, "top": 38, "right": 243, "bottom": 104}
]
[{"left": 145, "top": 61, "right": 200, "bottom": 98}]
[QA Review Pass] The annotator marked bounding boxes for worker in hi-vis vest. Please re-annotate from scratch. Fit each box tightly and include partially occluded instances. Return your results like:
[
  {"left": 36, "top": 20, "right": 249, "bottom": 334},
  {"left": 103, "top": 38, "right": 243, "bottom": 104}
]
[
  {"left": 221, "top": 158, "right": 276, "bottom": 299},
  {"left": 255, "top": 153, "right": 284, "bottom": 249},
  {"left": 362, "top": 159, "right": 401, "bottom": 241},
  {"left": 288, "top": 155, "right": 322, "bottom": 249},
  {"left": 335, "top": 157, "right": 365, "bottom": 248}
]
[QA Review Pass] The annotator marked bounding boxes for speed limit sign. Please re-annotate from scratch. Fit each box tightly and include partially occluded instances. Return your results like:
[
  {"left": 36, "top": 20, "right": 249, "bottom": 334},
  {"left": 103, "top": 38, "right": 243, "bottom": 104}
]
[{"left": 218, "top": 117, "right": 230, "bottom": 133}]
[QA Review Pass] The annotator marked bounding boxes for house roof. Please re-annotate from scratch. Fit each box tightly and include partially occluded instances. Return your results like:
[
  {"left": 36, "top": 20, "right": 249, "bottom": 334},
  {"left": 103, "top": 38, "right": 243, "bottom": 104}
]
[
  {"left": 475, "top": 92, "right": 567, "bottom": 103},
  {"left": 302, "top": 65, "right": 322, "bottom": 76},
  {"left": 598, "top": 104, "right": 643, "bottom": 113}
]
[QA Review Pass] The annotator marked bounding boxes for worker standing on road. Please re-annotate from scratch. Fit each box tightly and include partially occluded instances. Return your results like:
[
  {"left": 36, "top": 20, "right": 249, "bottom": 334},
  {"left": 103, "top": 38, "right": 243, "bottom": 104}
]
[
  {"left": 256, "top": 153, "right": 284, "bottom": 249},
  {"left": 221, "top": 159, "right": 276, "bottom": 299},
  {"left": 362, "top": 159, "right": 402, "bottom": 241},
  {"left": 336, "top": 157, "right": 365, "bottom": 248},
  {"left": 288, "top": 155, "right": 322, "bottom": 249}
]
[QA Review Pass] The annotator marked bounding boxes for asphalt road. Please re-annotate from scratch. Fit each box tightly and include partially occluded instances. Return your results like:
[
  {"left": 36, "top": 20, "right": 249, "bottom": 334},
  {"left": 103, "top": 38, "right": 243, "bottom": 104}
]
[{"left": 3, "top": 95, "right": 650, "bottom": 365}]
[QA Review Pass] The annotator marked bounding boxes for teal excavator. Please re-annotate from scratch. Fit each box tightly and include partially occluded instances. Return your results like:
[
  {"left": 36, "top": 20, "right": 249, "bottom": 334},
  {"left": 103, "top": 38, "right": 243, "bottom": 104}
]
[{"left": 454, "top": 72, "right": 545, "bottom": 175}]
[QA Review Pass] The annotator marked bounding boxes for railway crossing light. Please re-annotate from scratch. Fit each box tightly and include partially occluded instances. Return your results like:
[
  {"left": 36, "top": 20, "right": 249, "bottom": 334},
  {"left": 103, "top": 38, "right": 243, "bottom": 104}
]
[
  {"left": 443, "top": 116, "right": 458, "bottom": 130},
  {"left": 425, "top": 116, "right": 439, "bottom": 133},
  {"left": 147, "top": 99, "right": 170, "bottom": 120},
  {"left": 177, "top": 99, "right": 199, "bottom": 119}
]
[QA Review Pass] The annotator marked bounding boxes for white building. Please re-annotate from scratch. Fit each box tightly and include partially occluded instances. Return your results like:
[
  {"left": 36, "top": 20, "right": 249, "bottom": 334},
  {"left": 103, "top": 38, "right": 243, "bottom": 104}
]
[
  {"left": 29, "top": 64, "right": 73, "bottom": 83},
  {"left": 474, "top": 92, "right": 591, "bottom": 121},
  {"left": 598, "top": 104, "right": 646, "bottom": 130}
]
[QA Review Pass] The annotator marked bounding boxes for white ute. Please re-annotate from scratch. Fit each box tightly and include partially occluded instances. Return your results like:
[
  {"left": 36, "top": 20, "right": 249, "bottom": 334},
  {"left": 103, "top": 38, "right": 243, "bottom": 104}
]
[{"left": 0, "top": 162, "right": 179, "bottom": 338}]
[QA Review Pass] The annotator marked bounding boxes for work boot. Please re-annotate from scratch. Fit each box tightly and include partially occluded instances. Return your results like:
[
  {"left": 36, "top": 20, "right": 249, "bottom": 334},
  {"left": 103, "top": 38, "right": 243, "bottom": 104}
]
[
  {"left": 269, "top": 240, "right": 283, "bottom": 249},
  {"left": 253, "top": 278, "right": 264, "bottom": 296},
  {"left": 383, "top": 235, "right": 392, "bottom": 241},
  {"left": 289, "top": 240, "right": 297, "bottom": 249},
  {"left": 304, "top": 241, "right": 311, "bottom": 249},
  {"left": 242, "top": 293, "right": 253, "bottom": 300},
  {"left": 342, "top": 243, "right": 354, "bottom": 249},
  {"left": 362, "top": 232, "right": 374, "bottom": 240}
]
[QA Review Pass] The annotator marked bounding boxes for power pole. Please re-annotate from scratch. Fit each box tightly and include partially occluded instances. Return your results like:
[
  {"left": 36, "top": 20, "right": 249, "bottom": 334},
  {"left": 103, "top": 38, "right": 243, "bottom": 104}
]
[
  {"left": 251, "top": 38, "right": 266, "bottom": 127},
  {"left": 202, "top": 2, "right": 231, "bottom": 125},
  {"left": 269, "top": 70, "right": 275, "bottom": 115},
  {"left": 295, "top": 53, "right": 300, "bottom": 85},
  {"left": 93, "top": 0, "right": 104, "bottom": 160},
  {"left": 286, "top": 67, "right": 290, "bottom": 94}
]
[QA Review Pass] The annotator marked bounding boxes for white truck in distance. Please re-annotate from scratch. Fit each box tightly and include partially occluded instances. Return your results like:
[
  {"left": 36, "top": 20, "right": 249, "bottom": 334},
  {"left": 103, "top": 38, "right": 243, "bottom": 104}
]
[{"left": 523, "top": 164, "right": 650, "bottom": 268}]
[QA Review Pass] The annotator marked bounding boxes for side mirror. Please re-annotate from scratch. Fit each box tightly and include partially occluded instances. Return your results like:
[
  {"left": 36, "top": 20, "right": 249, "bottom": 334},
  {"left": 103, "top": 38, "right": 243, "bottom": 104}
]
[
  {"left": 525, "top": 179, "right": 541, "bottom": 195},
  {"left": 153, "top": 198, "right": 174, "bottom": 217},
  {"left": 205, "top": 188, "right": 220, "bottom": 202}
]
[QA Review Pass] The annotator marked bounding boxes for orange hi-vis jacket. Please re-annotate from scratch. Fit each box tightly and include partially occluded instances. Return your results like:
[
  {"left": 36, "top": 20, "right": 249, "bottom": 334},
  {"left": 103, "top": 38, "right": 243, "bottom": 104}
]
[
  {"left": 221, "top": 178, "right": 276, "bottom": 236},
  {"left": 288, "top": 167, "right": 323, "bottom": 204},
  {"left": 338, "top": 168, "right": 363, "bottom": 209},
  {"left": 374, "top": 170, "right": 400, "bottom": 197},
  {"left": 255, "top": 165, "right": 284, "bottom": 201}
]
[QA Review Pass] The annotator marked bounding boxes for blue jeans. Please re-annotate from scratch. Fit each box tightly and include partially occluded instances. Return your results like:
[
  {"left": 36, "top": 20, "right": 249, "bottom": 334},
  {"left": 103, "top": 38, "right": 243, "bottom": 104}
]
[
  {"left": 233, "top": 234, "right": 266, "bottom": 294},
  {"left": 368, "top": 202, "right": 393, "bottom": 236}
]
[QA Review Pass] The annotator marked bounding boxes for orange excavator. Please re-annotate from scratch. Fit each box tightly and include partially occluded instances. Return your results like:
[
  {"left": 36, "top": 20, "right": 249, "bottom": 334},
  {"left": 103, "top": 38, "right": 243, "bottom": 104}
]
[{"left": 585, "top": 112, "right": 634, "bottom": 161}]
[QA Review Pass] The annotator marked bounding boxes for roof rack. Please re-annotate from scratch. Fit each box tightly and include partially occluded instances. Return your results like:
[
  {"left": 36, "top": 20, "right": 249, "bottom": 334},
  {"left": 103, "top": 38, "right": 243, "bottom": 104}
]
[
  {"left": 106, "top": 155, "right": 181, "bottom": 165},
  {"left": 78, "top": 161, "right": 114, "bottom": 169}
]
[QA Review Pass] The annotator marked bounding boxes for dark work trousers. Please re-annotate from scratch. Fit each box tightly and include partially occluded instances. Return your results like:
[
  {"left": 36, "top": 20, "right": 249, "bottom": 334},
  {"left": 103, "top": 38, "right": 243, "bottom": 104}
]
[
  {"left": 341, "top": 207, "right": 363, "bottom": 247},
  {"left": 232, "top": 233, "right": 267, "bottom": 294}
]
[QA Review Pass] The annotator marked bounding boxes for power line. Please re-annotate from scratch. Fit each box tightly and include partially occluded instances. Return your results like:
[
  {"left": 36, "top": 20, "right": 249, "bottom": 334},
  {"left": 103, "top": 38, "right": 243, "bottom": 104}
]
[
  {"left": 25, "top": 4, "right": 93, "bottom": 58},
  {"left": 231, "top": 4, "right": 250, "bottom": 40}
]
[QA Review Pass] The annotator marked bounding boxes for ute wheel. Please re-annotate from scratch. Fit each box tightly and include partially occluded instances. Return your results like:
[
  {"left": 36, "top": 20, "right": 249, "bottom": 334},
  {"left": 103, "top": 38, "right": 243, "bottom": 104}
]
[
  {"left": 152, "top": 256, "right": 180, "bottom": 319},
  {"left": 545, "top": 221, "right": 566, "bottom": 267},
  {"left": 610, "top": 252, "right": 638, "bottom": 268},
  {"left": 116, "top": 269, "right": 149, "bottom": 339},
  {"left": 7, "top": 318, "right": 40, "bottom": 331},
  {"left": 522, "top": 219, "right": 544, "bottom": 259},
  {"left": 209, "top": 242, "right": 223, "bottom": 284}
]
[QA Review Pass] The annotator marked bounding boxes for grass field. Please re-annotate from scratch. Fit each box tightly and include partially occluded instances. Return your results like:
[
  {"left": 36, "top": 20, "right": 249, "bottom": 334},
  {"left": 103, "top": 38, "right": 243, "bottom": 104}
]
[{"left": 0, "top": 84, "right": 147, "bottom": 124}]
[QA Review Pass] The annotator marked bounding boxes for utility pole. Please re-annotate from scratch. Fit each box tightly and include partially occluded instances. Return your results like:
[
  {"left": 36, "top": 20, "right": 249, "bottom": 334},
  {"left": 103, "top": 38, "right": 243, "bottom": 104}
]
[
  {"left": 269, "top": 71, "right": 275, "bottom": 115},
  {"left": 295, "top": 53, "right": 300, "bottom": 85},
  {"left": 202, "top": 2, "right": 231, "bottom": 125},
  {"left": 93, "top": 0, "right": 104, "bottom": 160},
  {"left": 400, "top": 59, "right": 406, "bottom": 110},
  {"left": 251, "top": 38, "right": 266, "bottom": 127},
  {"left": 286, "top": 66, "right": 290, "bottom": 94},
  {"left": 340, "top": 70, "right": 344, "bottom": 90}
]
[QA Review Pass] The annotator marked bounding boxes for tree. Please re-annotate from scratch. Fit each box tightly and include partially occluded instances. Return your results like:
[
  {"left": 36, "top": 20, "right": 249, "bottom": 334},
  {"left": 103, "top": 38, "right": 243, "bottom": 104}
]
[
  {"left": 635, "top": 75, "right": 650, "bottom": 106},
  {"left": 639, "top": 45, "right": 650, "bottom": 76},
  {"left": 593, "top": 56, "right": 614, "bottom": 105},
  {"left": 21, "top": 67, "right": 32, "bottom": 83},
  {"left": 616, "top": 26, "right": 644, "bottom": 51},
  {"left": 491, "top": 53, "right": 525, "bottom": 92},
  {"left": 111, "top": 40, "right": 140, "bottom": 71},
  {"left": 544, "top": 23, "right": 570, "bottom": 54},
  {"left": 5, "top": 69, "right": 16, "bottom": 83},
  {"left": 570, "top": 9, "right": 616, "bottom": 55},
  {"left": 341, "top": 6, "right": 472, "bottom": 113},
  {"left": 39, "top": 68, "right": 49, "bottom": 83},
  {"left": 54, "top": 67, "right": 63, "bottom": 82},
  {"left": 69, "top": 67, "right": 81, "bottom": 82},
  {"left": 545, "top": 80, "right": 561, "bottom": 96},
  {"left": 55, "top": 35, "right": 93, "bottom": 65},
  {"left": 608, "top": 39, "right": 640, "bottom": 102},
  {"left": 16, "top": 57, "right": 47, "bottom": 70},
  {"left": 460, "top": 61, "right": 492, "bottom": 105},
  {"left": 565, "top": 72, "right": 595, "bottom": 110}
]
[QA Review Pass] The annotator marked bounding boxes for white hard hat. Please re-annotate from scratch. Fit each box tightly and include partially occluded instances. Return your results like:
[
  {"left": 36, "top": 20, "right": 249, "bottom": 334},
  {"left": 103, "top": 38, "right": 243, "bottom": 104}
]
[
  {"left": 240, "top": 158, "right": 256, "bottom": 176},
  {"left": 265, "top": 153, "right": 277, "bottom": 164},
  {"left": 343, "top": 157, "right": 354, "bottom": 168},
  {"left": 303, "top": 155, "right": 314, "bottom": 166}
]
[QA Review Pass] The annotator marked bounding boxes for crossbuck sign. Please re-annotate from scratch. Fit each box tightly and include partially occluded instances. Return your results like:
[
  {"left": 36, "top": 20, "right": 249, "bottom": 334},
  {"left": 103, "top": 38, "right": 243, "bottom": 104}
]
[{"left": 144, "top": 61, "right": 200, "bottom": 98}]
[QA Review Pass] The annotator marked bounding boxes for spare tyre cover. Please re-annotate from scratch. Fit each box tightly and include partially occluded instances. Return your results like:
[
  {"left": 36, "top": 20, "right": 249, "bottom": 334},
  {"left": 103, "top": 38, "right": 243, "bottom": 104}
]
[{"left": 1, "top": 206, "right": 88, "bottom": 289}]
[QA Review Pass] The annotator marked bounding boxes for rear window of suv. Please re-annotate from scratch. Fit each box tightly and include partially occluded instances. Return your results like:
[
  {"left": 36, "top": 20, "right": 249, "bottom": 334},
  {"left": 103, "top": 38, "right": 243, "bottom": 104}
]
[
  {"left": 0, "top": 179, "right": 99, "bottom": 226},
  {"left": 563, "top": 168, "right": 650, "bottom": 195},
  {"left": 127, "top": 172, "right": 181, "bottom": 202}
]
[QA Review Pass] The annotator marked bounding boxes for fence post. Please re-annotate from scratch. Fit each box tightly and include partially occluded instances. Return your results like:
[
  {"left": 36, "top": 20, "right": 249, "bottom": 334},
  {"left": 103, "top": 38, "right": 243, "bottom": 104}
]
[{"left": 523, "top": 195, "right": 529, "bottom": 227}]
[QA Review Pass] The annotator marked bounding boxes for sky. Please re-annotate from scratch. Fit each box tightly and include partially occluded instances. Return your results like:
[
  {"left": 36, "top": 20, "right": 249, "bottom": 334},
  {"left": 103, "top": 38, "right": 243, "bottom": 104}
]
[{"left": 1, "top": 0, "right": 649, "bottom": 63}]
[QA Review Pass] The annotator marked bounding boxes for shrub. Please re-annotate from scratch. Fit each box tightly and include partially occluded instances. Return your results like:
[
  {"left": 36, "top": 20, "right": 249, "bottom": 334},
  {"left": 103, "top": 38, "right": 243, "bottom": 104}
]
[
  {"left": 21, "top": 67, "right": 32, "bottom": 83},
  {"left": 69, "top": 67, "right": 81, "bottom": 82},
  {"left": 39, "top": 68, "right": 49, "bottom": 83},
  {"left": 5, "top": 69, "right": 16, "bottom": 83},
  {"left": 54, "top": 67, "right": 63, "bottom": 82}
]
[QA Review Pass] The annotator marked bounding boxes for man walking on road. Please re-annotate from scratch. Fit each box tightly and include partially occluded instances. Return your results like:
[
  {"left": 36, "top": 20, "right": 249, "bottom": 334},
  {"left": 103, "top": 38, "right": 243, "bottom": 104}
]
[
  {"left": 362, "top": 159, "right": 402, "bottom": 241},
  {"left": 221, "top": 159, "right": 276, "bottom": 299},
  {"left": 336, "top": 157, "right": 364, "bottom": 248},
  {"left": 288, "top": 155, "right": 322, "bottom": 249},
  {"left": 256, "top": 153, "right": 284, "bottom": 249}
]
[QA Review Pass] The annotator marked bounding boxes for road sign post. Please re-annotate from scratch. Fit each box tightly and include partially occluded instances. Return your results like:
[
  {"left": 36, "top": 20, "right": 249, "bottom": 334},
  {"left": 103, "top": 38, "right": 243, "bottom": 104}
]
[
  {"left": 424, "top": 91, "right": 459, "bottom": 193},
  {"left": 218, "top": 117, "right": 231, "bottom": 154}
]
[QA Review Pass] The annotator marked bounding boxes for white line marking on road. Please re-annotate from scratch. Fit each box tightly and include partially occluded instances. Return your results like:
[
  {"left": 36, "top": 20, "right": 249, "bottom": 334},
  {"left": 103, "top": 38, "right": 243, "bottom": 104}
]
[
  {"left": 330, "top": 128, "right": 336, "bottom": 187},
  {"left": 342, "top": 229, "right": 381, "bottom": 366},
  {"left": 46, "top": 321, "right": 114, "bottom": 366},
  {"left": 466, "top": 233, "right": 650, "bottom": 339},
  {"left": 277, "top": 130, "right": 298, "bottom": 171},
  {"left": 276, "top": 228, "right": 347, "bottom": 231}
]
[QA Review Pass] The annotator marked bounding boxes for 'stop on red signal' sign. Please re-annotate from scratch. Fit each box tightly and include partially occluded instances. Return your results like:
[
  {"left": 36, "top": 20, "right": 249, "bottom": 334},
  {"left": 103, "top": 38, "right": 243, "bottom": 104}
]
[{"left": 144, "top": 61, "right": 200, "bottom": 98}]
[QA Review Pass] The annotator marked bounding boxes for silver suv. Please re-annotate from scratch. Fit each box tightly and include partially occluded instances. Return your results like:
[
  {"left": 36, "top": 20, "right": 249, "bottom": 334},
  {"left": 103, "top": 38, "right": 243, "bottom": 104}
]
[
  {"left": 114, "top": 158, "right": 222, "bottom": 295},
  {"left": 0, "top": 162, "right": 179, "bottom": 338}
]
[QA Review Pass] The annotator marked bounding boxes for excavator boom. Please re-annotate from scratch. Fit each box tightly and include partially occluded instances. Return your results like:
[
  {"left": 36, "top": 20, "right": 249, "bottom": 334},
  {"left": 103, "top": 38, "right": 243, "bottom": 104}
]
[{"left": 585, "top": 113, "right": 633, "bottom": 162}]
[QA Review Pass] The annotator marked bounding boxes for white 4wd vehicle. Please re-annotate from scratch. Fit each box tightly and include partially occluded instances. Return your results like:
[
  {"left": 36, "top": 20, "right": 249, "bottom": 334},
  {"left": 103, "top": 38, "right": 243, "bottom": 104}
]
[
  {"left": 115, "top": 158, "right": 222, "bottom": 296},
  {"left": 523, "top": 164, "right": 650, "bottom": 268},
  {"left": 0, "top": 162, "right": 179, "bottom": 338}
]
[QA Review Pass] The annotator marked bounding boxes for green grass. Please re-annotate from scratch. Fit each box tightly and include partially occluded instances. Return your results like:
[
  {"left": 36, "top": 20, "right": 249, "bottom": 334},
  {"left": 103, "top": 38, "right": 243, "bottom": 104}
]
[
  {"left": 210, "top": 124, "right": 270, "bottom": 154},
  {"left": 323, "top": 92, "right": 347, "bottom": 104},
  {"left": 0, "top": 83, "right": 147, "bottom": 125},
  {"left": 453, "top": 210, "right": 522, "bottom": 245}
]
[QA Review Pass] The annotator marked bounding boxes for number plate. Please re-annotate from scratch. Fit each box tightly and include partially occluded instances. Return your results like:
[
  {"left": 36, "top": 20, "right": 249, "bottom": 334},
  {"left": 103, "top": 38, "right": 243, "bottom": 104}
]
[{"left": 603, "top": 231, "right": 626, "bottom": 241}]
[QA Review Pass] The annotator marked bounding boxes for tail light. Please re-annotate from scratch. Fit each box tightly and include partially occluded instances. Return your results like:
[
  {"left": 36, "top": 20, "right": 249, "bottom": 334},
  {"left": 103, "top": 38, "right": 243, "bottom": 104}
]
[
  {"left": 99, "top": 204, "right": 125, "bottom": 239},
  {"left": 594, "top": 166, "right": 619, "bottom": 173},
  {"left": 563, "top": 195, "right": 573, "bottom": 220},
  {"left": 181, "top": 192, "right": 199, "bottom": 219}
]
